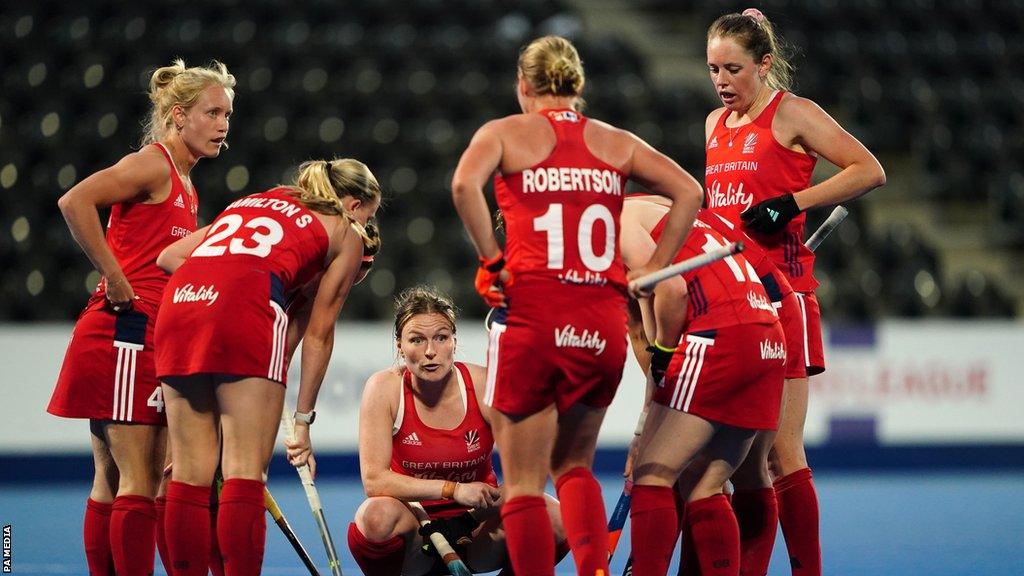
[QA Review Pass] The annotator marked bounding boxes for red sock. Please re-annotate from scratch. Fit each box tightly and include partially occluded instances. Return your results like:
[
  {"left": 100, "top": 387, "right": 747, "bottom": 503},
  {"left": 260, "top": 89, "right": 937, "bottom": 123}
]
[
  {"left": 217, "top": 478, "right": 266, "bottom": 576},
  {"left": 732, "top": 488, "right": 778, "bottom": 576},
  {"left": 165, "top": 481, "right": 211, "bottom": 576},
  {"left": 110, "top": 495, "right": 157, "bottom": 576},
  {"left": 687, "top": 494, "right": 740, "bottom": 576},
  {"left": 209, "top": 502, "right": 224, "bottom": 576},
  {"left": 774, "top": 468, "right": 821, "bottom": 576},
  {"left": 672, "top": 484, "right": 702, "bottom": 576},
  {"left": 502, "top": 495, "right": 555, "bottom": 576},
  {"left": 84, "top": 498, "right": 114, "bottom": 576},
  {"left": 555, "top": 468, "right": 609, "bottom": 576},
  {"left": 155, "top": 496, "right": 173, "bottom": 576},
  {"left": 630, "top": 485, "right": 679, "bottom": 576},
  {"left": 347, "top": 522, "right": 405, "bottom": 576}
]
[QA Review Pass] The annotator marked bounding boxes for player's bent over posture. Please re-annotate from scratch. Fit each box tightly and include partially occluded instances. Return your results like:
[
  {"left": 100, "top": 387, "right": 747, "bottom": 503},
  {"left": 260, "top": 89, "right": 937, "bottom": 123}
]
[
  {"left": 349, "top": 285, "right": 568, "bottom": 575},
  {"left": 47, "top": 59, "right": 234, "bottom": 576},
  {"left": 451, "top": 35, "right": 703, "bottom": 576},
  {"left": 153, "top": 159, "right": 381, "bottom": 576},
  {"left": 621, "top": 196, "right": 787, "bottom": 576}
]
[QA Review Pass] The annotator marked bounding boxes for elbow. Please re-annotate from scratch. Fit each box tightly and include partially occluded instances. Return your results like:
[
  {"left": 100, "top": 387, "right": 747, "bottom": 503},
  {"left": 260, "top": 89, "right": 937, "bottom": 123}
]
[
  {"left": 156, "top": 248, "right": 172, "bottom": 274},
  {"left": 450, "top": 179, "right": 469, "bottom": 203},
  {"left": 362, "top": 476, "right": 385, "bottom": 498},
  {"left": 57, "top": 193, "right": 74, "bottom": 218},
  {"left": 872, "top": 164, "right": 887, "bottom": 189}
]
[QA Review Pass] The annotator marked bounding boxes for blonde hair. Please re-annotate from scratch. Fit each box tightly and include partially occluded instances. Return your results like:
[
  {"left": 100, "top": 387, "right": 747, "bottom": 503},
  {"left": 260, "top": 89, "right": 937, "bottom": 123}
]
[
  {"left": 288, "top": 158, "right": 383, "bottom": 244},
  {"left": 708, "top": 10, "right": 795, "bottom": 92},
  {"left": 142, "top": 59, "right": 236, "bottom": 145},
  {"left": 394, "top": 285, "right": 458, "bottom": 341},
  {"left": 518, "top": 36, "right": 585, "bottom": 100}
]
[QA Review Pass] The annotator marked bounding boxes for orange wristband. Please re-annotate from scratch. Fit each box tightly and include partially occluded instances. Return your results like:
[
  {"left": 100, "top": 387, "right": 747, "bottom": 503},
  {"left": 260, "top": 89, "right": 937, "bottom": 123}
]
[{"left": 441, "top": 480, "right": 457, "bottom": 500}]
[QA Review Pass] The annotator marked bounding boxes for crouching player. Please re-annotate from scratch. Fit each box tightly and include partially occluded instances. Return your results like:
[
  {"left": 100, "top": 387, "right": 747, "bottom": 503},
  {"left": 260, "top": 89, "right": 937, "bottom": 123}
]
[
  {"left": 350, "top": 286, "right": 567, "bottom": 575},
  {"left": 621, "top": 196, "right": 786, "bottom": 576}
]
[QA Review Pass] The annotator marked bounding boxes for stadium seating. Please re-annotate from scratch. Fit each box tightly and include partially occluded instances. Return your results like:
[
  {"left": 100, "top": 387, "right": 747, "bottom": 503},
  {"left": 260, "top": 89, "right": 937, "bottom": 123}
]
[{"left": 0, "top": 0, "right": 1017, "bottom": 320}]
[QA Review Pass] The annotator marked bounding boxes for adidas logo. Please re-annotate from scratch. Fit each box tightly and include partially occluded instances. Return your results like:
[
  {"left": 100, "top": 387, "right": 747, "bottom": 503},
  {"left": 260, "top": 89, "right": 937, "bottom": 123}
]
[
  {"left": 402, "top": 432, "right": 422, "bottom": 446},
  {"left": 708, "top": 135, "right": 718, "bottom": 149},
  {"left": 768, "top": 208, "right": 780, "bottom": 221},
  {"left": 174, "top": 193, "right": 185, "bottom": 209}
]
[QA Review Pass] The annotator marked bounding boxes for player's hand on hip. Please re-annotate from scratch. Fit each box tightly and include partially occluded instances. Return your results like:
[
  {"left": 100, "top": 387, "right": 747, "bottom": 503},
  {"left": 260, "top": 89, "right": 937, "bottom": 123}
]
[
  {"left": 474, "top": 252, "right": 513, "bottom": 308},
  {"left": 740, "top": 193, "right": 801, "bottom": 235},
  {"left": 104, "top": 274, "right": 138, "bottom": 313},
  {"left": 455, "top": 481, "right": 502, "bottom": 509}
]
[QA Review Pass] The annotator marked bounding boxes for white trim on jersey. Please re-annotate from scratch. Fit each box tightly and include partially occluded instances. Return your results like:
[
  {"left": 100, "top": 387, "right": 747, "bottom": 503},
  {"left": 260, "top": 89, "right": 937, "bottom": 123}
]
[
  {"left": 112, "top": 344, "right": 139, "bottom": 422},
  {"left": 795, "top": 293, "right": 811, "bottom": 368},
  {"left": 393, "top": 381, "right": 405, "bottom": 436},
  {"left": 269, "top": 301, "right": 288, "bottom": 381},
  {"left": 669, "top": 334, "right": 714, "bottom": 412},
  {"left": 483, "top": 322, "right": 507, "bottom": 407},
  {"left": 392, "top": 366, "right": 468, "bottom": 437}
]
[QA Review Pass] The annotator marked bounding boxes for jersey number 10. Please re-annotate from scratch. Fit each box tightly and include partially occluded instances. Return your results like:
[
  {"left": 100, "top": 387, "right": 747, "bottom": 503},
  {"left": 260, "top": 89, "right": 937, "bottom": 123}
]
[{"left": 533, "top": 203, "right": 616, "bottom": 272}]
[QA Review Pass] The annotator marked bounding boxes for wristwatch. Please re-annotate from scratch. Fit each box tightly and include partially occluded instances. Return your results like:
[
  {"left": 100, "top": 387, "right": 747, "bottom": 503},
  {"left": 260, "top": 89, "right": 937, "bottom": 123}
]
[{"left": 293, "top": 410, "right": 316, "bottom": 425}]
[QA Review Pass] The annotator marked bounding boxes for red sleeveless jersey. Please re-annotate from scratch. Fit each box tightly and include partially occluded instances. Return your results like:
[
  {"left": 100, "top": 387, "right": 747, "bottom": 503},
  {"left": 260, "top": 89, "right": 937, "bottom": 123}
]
[
  {"left": 699, "top": 209, "right": 793, "bottom": 304},
  {"left": 176, "top": 187, "right": 329, "bottom": 297},
  {"left": 95, "top": 142, "right": 198, "bottom": 306},
  {"left": 652, "top": 214, "right": 779, "bottom": 333},
  {"left": 704, "top": 91, "right": 818, "bottom": 291},
  {"left": 494, "top": 109, "right": 628, "bottom": 292},
  {"left": 391, "top": 362, "right": 497, "bottom": 518}
]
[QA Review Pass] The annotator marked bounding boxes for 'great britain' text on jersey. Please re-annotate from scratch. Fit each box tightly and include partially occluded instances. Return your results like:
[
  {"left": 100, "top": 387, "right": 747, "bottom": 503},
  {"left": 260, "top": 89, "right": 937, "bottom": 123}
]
[{"left": 522, "top": 167, "right": 623, "bottom": 196}]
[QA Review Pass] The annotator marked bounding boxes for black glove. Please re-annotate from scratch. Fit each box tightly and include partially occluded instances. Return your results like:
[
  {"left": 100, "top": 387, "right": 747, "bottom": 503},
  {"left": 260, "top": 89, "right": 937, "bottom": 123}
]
[
  {"left": 419, "top": 511, "right": 482, "bottom": 556},
  {"left": 740, "top": 193, "right": 801, "bottom": 235},
  {"left": 646, "top": 344, "right": 675, "bottom": 387}
]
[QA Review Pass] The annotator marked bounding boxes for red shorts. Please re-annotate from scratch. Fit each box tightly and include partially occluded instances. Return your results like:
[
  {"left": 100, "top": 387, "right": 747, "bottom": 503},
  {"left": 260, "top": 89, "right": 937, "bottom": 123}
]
[
  {"left": 49, "top": 298, "right": 166, "bottom": 425},
  {"left": 483, "top": 279, "right": 628, "bottom": 416},
  {"left": 155, "top": 264, "right": 290, "bottom": 384},
  {"left": 653, "top": 322, "right": 786, "bottom": 430},
  {"left": 794, "top": 292, "right": 825, "bottom": 375},
  {"left": 778, "top": 292, "right": 807, "bottom": 380}
]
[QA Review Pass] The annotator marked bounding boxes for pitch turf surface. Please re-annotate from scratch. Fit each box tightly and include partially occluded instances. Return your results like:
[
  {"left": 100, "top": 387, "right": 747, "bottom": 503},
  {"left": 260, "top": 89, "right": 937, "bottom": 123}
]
[{"left": 1, "top": 472, "right": 1020, "bottom": 575}]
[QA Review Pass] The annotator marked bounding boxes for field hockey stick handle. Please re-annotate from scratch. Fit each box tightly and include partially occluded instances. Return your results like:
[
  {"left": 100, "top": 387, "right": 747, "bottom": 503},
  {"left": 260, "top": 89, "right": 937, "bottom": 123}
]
[
  {"left": 408, "top": 502, "right": 463, "bottom": 562},
  {"left": 629, "top": 242, "right": 744, "bottom": 294},
  {"left": 804, "top": 205, "right": 849, "bottom": 252}
]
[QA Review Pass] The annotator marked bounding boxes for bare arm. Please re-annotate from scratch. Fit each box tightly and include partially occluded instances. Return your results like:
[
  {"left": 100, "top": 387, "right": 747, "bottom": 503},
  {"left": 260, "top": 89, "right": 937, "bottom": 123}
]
[
  {"left": 620, "top": 202, "right": 688, "bottom": 346},
  {"left": 284, "top": 225, "right": 363, "bottom": 466},
  {"left": 58, "top": 150, "right": 169, "bottom": 303},
  {"left": 625, "top": 135, "right": 704, "bottom": 284},
  {"left": 358, "top": 372, "right": 456, "bottom": 501},
  {"left": 156, "top": 225, "right": 210, "bottom": 274},
  {"left": 781, "top": 97, "right": 886, "bottom": 210},
  {"left": 451, "top": 120, "right": 504, "bottom": 261}
]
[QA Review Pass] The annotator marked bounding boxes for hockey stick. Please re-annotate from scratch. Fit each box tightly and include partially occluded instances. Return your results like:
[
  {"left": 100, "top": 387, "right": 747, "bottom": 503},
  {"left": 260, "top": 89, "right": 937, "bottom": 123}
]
[
  {"left": 629, "top": 242, "right": 744, "bottom": 294},
  {"left": 607, "top": 479, "right": 633, "bottom": 560},
  {"left": 281, "top": 408, "right": 343, "bottom": 576},
  {"left": 407, "top": 501, "right": 473, "bottom": 576},
  {"left": 804, "top": 206, "right": 849, "bottom": 252},
  {"left": 265, "top": 485, "right": 322, "bottom": 576}
]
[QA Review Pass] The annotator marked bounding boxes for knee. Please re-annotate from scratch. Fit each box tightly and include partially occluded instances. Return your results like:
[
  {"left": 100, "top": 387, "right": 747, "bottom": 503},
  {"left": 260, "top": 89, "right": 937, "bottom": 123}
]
[
  {"left": 355, "top": 497, "right": 408, "bottom": 541},
  {"left": 769, "top": 440, "right": 808, "bottom": 475}
]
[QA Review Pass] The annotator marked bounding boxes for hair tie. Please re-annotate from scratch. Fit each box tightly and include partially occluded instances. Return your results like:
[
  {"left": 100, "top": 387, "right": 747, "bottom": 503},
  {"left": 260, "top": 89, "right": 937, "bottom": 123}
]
[{"left": 742, "top": 8, "right": 766, "bottom": 22}]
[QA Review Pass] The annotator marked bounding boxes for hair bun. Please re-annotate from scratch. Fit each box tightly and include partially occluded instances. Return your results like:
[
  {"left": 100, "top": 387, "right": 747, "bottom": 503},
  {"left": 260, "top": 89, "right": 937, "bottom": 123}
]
[{"left": 742, "top": 8, "right": 766, "bottom": 22}]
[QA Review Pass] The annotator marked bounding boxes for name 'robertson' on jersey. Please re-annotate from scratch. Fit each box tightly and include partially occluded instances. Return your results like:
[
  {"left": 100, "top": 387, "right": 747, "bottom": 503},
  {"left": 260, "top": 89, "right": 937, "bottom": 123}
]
[{"left": 522, "top": 166, "right": 623, "bottom": 196}]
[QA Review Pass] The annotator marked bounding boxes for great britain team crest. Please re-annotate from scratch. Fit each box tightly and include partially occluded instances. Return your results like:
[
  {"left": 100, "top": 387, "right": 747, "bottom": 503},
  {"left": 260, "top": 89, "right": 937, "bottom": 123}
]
[{"left": 464, "top": 429, "right": 481, "bottom": 453}]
